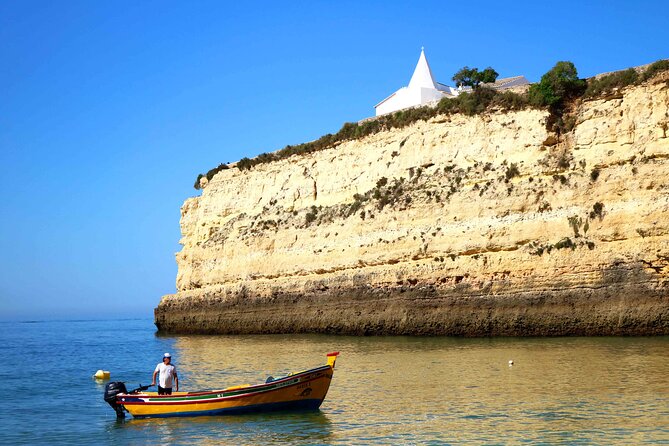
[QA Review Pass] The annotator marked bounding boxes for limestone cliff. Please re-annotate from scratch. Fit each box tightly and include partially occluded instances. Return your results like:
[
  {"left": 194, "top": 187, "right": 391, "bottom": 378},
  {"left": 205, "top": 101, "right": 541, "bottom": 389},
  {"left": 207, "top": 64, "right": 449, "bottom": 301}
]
[{"left": 155, "top": 72, "right": 669, "bottom": 335}]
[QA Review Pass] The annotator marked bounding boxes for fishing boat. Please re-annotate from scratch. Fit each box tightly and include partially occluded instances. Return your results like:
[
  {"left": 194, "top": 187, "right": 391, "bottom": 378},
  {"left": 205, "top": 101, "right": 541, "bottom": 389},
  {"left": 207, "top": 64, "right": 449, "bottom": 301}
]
[{"left": 104, "top": 352, "right": 339, "bottom": 418}]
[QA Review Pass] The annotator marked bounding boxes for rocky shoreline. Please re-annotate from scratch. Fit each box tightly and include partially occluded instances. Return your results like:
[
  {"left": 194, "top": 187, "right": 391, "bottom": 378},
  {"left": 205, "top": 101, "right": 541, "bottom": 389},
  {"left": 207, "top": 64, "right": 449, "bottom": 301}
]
[{"left": 155, "top": 257, "right": 669, "bottom": 336}]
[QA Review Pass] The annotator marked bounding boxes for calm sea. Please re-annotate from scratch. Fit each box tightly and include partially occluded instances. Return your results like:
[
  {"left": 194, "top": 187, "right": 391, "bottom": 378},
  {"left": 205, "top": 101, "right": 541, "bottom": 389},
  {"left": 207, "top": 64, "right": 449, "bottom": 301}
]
[{"left": 1, "top": 318, "right": 668, "bottom": 445}]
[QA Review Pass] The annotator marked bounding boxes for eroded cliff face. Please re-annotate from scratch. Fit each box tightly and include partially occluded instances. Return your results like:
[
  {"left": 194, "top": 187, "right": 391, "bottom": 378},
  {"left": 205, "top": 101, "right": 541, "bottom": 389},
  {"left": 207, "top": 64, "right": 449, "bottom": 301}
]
[{"left": 155, "top": 73, "right": 669, "bottom": 335}]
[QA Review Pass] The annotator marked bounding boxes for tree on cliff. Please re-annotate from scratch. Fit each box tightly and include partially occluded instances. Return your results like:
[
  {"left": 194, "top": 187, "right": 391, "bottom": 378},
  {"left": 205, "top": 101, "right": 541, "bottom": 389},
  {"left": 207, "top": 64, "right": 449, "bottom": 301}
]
[
  {"left": 452, "top": 66, "right": 499, "bottom": 89},
  {"left": 528, "top": 61, "right": 586, "bottom": 107}
]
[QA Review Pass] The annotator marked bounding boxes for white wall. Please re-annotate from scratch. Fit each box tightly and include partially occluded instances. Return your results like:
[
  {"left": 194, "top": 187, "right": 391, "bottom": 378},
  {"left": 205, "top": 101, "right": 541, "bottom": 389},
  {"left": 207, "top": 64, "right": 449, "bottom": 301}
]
[{"left": 375, "top": 86, "right": 445, "bottom": 116}]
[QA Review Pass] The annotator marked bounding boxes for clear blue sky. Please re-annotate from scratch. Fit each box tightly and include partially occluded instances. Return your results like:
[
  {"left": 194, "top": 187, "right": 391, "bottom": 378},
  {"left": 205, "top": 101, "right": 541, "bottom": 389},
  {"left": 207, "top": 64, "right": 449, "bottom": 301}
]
[{"left": 1, "top": 1, "right": 666, "bottom": 320}]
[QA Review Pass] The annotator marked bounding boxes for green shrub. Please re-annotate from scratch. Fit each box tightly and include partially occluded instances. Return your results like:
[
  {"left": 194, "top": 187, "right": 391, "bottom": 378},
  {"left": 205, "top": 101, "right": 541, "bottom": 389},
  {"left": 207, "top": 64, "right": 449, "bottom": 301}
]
[
  {"left": 436, "top": 87, "right": 502, "bottom": 116},
  {"left": 344, "top": 193, "right": 366, "bottom": 217},
  {"left": 556, "top": 150, "right": 571, "bottom": 169},
  {"left": 528, "top": 82, "right": 553, "bottom": 107},
  {"left": 237, "top": 157, "right": 253, "bottom": 171},
  {"left": 452, "top": 66, "right": 499, "bottom": 89},
  {"left": 590, "top": 202, "right": 604, "bottom": 219},
  {"left": 554, "top": 237, "right": 576, "bottom": 250},
  {"left": 553, "top": 174, "right": 568, "bottom": 185},
  {"left": 194, "top": 163, "right": 230, "bottom": 189},
  {"left": 462, "top": 87, "right": 498, "bottom": 115},
  {"left": 590, "top": 168, "right": 600, "bottom": 181},
  {"left": 305, "top": 206, "right": 319, "bottom": 225},
  {"left": 579, "top": 59, "right": 667, "bottom": 101},
  {"left": 538, "top": 201, "right": 551, "bottom": 212},
  {"left": 585, "top": 68, "right": 639, "bottom": 97},
  {"left": 206, "top": 163, "right": 229, "bottom": 180},
  {"left": 528, "top": 61, "right": 586, "bottom": 107},
  {"left": 505, "top": 163, "right": 520, "bottom": 181},
  {"left": 255, "top": 152, "right": 278, "bottom": 164},
  {"left": 491, "top": 90, "right": 530, "bottom": 110},
  {"left": 375, "top": 178, "right": 404, "bottom": 210},
  {"left": 642, "top": 59, "right": 669, "bottom": 81},
  {"left": 529, "top": 236, "right": 584, "bottom": 255},
  {"left": 567, "top": 216, "right": 584, "bottom": 237},
  {"left": 194, "top": 174, "right": 204, "bottom": 189}
]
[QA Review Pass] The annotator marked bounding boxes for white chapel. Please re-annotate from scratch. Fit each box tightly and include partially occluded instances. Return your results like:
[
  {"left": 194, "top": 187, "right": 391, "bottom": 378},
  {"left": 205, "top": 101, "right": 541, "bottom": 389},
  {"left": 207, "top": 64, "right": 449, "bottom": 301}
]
[{"left": 374, "top": 48, "right": 529, "bottom": 116}]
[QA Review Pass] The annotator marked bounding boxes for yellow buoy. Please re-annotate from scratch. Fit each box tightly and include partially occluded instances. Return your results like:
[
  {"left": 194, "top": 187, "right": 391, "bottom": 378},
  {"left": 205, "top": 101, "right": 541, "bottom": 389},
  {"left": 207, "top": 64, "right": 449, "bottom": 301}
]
[{"left": 94, "top": 370, "right": 111, "bottom": 379}]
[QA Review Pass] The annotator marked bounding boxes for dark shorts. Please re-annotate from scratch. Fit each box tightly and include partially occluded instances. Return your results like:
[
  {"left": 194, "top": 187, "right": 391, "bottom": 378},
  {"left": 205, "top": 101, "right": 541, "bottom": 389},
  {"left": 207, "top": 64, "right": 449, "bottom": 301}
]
[{"left": 158, "top": 386, "right": 172, "bottom": 395}]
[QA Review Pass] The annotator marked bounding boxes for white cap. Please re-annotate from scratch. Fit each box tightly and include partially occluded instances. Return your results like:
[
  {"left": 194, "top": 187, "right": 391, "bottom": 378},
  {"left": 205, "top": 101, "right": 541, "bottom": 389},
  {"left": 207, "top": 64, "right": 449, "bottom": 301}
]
[{"left": 164, "top": 352, "right": 171, "bottom": 358}]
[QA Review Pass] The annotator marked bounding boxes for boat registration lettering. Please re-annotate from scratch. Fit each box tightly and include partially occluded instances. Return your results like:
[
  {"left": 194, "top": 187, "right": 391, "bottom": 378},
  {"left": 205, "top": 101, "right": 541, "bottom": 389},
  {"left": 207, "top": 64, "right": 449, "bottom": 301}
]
[{"left": 297, "top": 382, "right": 311, "bottom": 390}]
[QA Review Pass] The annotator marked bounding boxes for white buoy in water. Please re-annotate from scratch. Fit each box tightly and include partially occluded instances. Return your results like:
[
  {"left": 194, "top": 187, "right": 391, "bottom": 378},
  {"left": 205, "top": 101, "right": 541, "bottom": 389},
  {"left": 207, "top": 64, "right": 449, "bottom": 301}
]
[
  {"left": 94, "top": 370, "right": 111, "bottom": 379},
  {"left": 508, "top": 360, "right": 514, "bottom": 366}
]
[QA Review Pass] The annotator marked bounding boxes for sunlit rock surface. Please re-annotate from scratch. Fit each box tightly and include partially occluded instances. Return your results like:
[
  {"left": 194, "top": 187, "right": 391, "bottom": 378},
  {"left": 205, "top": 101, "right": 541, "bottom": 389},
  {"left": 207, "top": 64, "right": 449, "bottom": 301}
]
[{"left": 155, "top": 73, "right": 669, "bottom": 335}]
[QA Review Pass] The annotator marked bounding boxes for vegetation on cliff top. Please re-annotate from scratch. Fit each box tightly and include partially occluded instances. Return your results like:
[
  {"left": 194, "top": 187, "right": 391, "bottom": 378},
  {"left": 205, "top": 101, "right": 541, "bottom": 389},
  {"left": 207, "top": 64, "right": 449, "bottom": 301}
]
[
  {"left": 194, "top": 59, "right": 669, "bottom": 189},
  {"left": 527, "top": 61, "right": 586, "bottom": 107},
  {"left": 194, "top": 163, "right": 229, "bottom": 189},
  {"left": 452, "top": 66, "right": 499, "bottom": 89}
]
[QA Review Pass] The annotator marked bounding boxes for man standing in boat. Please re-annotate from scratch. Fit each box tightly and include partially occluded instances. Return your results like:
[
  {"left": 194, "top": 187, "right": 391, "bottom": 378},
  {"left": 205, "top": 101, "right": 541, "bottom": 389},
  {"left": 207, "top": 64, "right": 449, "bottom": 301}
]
[{"left": 151, "top": 352, "right": 179, "bottom": 395}]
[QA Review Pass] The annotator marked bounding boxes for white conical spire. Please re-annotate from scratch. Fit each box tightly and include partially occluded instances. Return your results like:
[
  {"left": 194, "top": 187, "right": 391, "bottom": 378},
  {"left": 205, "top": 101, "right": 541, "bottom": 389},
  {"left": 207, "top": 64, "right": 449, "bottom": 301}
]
[{"left": 408, "top": 47, "right": 436, "bottom": 89}]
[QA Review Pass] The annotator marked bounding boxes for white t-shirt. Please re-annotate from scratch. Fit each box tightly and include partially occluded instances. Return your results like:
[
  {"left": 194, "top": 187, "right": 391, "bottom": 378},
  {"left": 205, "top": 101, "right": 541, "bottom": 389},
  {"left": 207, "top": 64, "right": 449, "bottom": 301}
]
[{"left": 154, "top": 362, "right": 177, "bottom": 388}]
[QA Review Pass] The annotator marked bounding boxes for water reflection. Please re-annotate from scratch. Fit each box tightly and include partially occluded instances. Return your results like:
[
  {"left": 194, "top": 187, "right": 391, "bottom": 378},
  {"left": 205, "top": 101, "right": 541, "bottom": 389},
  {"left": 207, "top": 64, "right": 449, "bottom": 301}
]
[
  {"left": 128, "top": 333, "right": 669, "bottom": 444},
  {"left": 112, "top": 411, "right": 333, "bottom": 445}
]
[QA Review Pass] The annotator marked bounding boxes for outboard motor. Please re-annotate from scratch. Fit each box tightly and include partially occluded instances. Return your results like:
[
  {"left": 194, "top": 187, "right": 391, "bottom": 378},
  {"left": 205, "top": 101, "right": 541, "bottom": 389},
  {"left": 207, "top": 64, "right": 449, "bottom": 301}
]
[{"left": 104, "top": 381, "right": 128, "bottom": 418}]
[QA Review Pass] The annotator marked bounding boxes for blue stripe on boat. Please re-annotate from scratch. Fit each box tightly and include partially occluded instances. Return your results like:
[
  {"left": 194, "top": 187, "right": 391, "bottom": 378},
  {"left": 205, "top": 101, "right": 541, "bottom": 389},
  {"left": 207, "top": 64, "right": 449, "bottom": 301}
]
[{"left": 132, "top": 398, "right": 324, "bottom": 418}]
